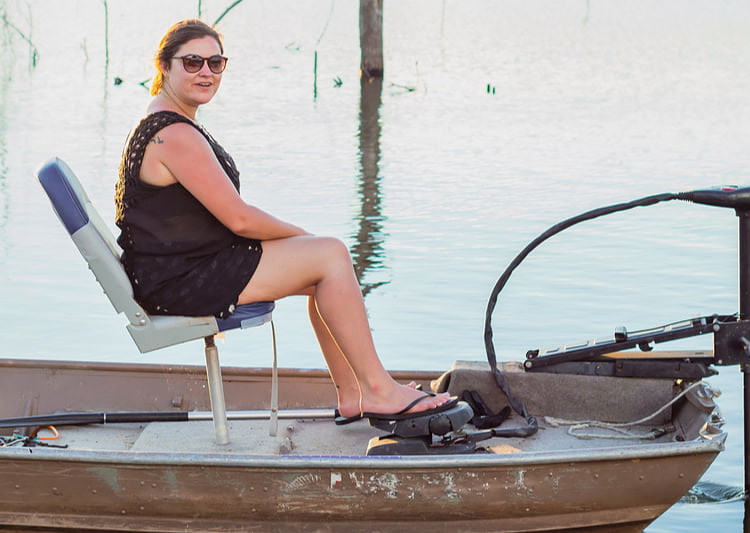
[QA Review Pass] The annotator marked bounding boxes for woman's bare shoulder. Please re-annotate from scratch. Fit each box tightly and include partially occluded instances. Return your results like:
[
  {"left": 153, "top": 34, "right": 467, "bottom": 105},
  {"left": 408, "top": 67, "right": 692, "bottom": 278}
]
[
  {"left": 148, "top": 119, "right": 209, "bottom": 152},
  {"left": 140, "top": 120, "right": 212, "bottom": 187}
]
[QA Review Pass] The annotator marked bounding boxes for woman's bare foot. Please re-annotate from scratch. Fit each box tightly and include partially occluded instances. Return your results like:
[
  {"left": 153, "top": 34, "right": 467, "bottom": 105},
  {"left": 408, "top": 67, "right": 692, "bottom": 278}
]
[
  {"left": 336, "top": 381, "right": 424, "bottom": 418},
  {"left": 338, "top": 382, "right": 452, "bottom": 419}
]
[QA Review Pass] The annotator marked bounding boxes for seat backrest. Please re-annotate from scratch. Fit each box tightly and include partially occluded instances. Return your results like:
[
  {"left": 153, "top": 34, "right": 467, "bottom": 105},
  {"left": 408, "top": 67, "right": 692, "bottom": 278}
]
[
  {"left": 37, "top": 157, "right": 149, "bottom": 323},
  {"left": 37, "top": 157, "right": 230, "bottom": 353}
]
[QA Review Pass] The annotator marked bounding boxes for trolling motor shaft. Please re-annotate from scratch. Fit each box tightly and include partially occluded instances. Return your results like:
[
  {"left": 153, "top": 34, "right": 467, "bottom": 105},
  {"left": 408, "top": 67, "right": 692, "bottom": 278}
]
[
  {"left": 737, "top": 211, "right": 750, "bottom": 523},
  {"left": 679, "top": 185, "right": 750, "bottom": 513}
]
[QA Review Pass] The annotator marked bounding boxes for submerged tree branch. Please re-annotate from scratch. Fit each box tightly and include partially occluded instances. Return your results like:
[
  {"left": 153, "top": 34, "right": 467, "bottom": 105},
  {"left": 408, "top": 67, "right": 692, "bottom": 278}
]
[
  {"left": 214, "top": 0, "right": 245, "bottom": 26},
  {"left": 1, "top": 11, "right": 39, "bottom": 66}
]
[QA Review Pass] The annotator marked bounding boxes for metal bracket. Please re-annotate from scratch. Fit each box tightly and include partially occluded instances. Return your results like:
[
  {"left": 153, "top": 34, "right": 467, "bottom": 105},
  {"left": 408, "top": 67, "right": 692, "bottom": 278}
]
[
  {"left": 523, "top": 314, "right": 744, "bottom": 377},
  {"left": 714, "top": 319, "right": 750, "bottom": 366},
  {"left": 525, "top": 359, "right": 716, "bottom": 379}
]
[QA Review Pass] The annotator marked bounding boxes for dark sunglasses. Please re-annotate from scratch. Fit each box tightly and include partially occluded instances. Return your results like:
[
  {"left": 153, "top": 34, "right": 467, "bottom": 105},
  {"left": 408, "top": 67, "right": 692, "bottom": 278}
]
[{"left": 172, "top": 54, "right": 228, "bottom": 74}]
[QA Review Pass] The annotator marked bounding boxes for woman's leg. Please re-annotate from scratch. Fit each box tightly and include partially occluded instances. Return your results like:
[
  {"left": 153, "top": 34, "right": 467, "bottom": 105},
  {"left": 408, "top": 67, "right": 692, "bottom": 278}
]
[
  {"left": 237, "top": 235, "right": 451, "bottom": 418},
  {"left": 307, "top": 293, "right": 423, "bottom": 415},
  {"left": 306, "top": 294, "right": 361, "bottom": 416}
]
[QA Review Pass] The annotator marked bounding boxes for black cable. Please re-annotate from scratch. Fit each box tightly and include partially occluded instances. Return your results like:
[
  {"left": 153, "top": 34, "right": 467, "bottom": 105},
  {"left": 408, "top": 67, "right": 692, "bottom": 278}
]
[{"left": 483, "top": 192, "right": 678, "bottom": 435}]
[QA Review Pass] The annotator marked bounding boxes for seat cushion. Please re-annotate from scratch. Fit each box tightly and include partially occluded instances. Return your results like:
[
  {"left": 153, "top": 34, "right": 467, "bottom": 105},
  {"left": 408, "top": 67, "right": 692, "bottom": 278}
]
[{"left": 216, "top": 301, "right": 275, "bottom": 332}]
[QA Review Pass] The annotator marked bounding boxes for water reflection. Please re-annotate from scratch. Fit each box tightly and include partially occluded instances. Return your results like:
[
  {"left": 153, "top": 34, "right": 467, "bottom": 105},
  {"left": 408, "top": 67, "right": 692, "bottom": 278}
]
[
  {"left": 98, "top": 1, "right": 111, "bottom": 165},
  {"left": 351, "top": 76, "right": 387, "bottom": 297},
  {"left": 0, "top": 56, "right": 10, "bottom": 254}
]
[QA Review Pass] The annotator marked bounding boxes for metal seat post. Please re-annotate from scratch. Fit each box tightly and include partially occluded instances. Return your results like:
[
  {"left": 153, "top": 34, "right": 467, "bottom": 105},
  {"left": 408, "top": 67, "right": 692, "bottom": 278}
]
[
  {"left": 269, "top": 321, "right": 279, "bottom": 437},
  {"left": 204, "top": 336, "right": 229, "bottom": 445}
]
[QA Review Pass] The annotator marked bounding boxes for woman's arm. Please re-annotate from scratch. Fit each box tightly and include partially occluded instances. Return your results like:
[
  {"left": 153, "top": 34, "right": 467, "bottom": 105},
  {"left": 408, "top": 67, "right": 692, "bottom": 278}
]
[{"left": 141, "top": 122, "right": 308, "bottom": 240}]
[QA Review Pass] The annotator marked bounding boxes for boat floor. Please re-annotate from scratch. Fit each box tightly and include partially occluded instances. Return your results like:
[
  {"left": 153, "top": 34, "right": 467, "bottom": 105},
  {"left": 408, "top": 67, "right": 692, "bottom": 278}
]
[{"left": 35, "top": 414, "right": 673, "bottom": 457}]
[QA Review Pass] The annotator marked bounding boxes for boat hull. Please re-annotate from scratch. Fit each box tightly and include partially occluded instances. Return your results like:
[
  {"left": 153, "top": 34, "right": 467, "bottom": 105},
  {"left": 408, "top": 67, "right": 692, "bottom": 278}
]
[
  {"left": 0, "top": 358, "right": 725, "bottom": 532},
  {"left": 0, "top": 435, "right": 723, "bottom": 532}
]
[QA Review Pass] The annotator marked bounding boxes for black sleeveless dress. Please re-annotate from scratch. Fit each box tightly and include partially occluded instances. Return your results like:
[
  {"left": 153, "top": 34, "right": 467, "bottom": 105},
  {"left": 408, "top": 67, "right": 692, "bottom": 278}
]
[{"left": 114, "top": 111, "right": 262, "bottom": 319}]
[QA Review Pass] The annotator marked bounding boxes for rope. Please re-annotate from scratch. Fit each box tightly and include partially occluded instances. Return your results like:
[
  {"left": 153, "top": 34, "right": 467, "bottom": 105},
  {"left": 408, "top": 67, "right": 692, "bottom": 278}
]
[
  {"left": 0, "top": 426, "right": 66, "bottom": 448},
  {"left": 544, "top": 381, "right": 707, "bottom": 440}
]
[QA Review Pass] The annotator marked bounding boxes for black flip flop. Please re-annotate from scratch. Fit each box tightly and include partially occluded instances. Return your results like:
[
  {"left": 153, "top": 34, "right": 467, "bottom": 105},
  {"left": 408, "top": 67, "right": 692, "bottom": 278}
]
[{"left": 334, "top": 393, "right": 459, "bottom": 425}]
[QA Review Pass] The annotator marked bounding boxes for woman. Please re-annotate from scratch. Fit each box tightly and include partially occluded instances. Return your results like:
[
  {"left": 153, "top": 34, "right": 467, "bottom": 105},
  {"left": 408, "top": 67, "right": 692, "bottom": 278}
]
[{"left": 115, "top": 19, "right": 454, "bottom": 424}]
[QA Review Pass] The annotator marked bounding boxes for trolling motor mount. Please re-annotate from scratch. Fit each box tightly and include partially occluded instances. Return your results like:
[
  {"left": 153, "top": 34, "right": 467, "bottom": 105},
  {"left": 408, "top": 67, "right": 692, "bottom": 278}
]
[
  {"left": 522, "top": 314, "right": 750, "bottom": 378},
  {"left": 714, "top": 320, "right": 750, "bottom": 366}
]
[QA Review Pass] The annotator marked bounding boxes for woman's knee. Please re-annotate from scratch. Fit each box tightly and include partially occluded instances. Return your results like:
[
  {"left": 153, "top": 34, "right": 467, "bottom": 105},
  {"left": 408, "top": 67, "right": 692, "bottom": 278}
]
[
  {"left": 319, "top": 236, "right": 350, "bottom": 257},
  {"left": 313, "top": 236, "right": 353, "bottom": 270},
  {"left": 262, "top": 235, "right": 351, "bottom": 273}
]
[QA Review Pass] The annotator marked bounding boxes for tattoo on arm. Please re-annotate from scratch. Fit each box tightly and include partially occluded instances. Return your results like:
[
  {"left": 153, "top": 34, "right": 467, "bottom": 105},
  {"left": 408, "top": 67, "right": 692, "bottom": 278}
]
[{"left": 150, "top": 136, "right": 164, "bottom": 145}]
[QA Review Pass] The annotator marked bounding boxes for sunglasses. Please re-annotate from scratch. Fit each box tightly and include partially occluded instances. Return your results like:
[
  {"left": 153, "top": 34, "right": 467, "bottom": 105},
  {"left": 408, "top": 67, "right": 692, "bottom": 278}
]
[{"left": 172, "top": 54, "right": 228, "bottom": 74}]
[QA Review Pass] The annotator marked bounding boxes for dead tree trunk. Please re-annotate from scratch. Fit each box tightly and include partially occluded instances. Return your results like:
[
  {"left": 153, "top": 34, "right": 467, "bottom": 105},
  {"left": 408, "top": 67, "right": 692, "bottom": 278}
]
[{"left": 359, "top": 0, "right": 383, "bottom": 79}]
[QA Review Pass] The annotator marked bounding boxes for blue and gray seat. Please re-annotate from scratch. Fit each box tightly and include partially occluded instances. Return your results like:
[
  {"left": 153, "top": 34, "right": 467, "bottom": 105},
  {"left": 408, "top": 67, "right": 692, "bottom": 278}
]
[{"left": 37, "top": 157, "right": 279, "bottom": 444}]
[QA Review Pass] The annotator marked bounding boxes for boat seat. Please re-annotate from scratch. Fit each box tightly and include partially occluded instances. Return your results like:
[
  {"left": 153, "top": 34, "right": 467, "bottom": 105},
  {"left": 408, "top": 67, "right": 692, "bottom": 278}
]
[{"left": 37, "top": 156, "right": 280, "bottom": 444}]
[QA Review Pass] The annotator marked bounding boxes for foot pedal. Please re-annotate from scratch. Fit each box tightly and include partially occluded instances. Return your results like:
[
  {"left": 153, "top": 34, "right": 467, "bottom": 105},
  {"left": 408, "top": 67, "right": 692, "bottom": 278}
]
[
  {"left": 368, "top": 401, "right": 474, "bottom": 438},
  {"left": 366, "top": 434, "right": 477, "bottom": 456}
]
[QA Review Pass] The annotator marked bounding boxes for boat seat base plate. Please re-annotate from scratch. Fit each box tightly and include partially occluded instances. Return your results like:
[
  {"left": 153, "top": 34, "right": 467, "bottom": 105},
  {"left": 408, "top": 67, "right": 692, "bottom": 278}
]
[{"left": 366, "top": 433, "right": 478, "bottom": 456}]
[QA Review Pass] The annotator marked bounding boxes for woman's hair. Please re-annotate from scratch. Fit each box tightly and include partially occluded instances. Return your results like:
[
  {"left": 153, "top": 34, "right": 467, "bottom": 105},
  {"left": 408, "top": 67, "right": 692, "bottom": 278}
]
[{"left": 151, "top": 19, "right": 224, "bottom": 96}]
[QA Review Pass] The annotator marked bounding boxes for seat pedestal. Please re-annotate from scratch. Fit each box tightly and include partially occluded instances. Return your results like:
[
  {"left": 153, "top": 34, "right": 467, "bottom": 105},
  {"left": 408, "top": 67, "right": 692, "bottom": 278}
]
[{"left": 204, "top": 336, "right": 230, "bottom": 445}]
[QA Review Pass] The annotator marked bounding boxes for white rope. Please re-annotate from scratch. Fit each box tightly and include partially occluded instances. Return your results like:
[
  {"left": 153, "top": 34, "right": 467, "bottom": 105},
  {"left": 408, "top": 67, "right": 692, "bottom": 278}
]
[{"left": 544, "top": 381, "right": 706, "bottom": 440}]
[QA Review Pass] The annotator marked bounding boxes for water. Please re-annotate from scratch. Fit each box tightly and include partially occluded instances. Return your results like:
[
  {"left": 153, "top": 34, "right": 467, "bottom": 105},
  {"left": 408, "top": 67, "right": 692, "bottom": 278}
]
[{"left": 1, "top": 0, "right": 749, "bottom": 530}]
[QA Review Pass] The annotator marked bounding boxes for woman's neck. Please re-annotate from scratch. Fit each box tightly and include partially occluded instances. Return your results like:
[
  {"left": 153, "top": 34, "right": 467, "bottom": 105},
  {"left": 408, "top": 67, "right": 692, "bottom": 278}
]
[{"left": 151, "top": 90, "right": 197, "bottom": 121}]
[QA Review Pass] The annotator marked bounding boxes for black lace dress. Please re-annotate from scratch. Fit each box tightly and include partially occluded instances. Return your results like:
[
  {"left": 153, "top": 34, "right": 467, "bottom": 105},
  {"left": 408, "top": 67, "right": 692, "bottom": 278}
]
[{"left": 114, "top": 111, "right": 262, "bottom": 318}]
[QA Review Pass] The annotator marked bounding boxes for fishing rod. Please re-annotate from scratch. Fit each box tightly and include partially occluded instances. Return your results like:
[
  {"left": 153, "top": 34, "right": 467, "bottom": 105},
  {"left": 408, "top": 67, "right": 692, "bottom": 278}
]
[{"left": 0, "top": 409, "right": 335, "bottom": 429}]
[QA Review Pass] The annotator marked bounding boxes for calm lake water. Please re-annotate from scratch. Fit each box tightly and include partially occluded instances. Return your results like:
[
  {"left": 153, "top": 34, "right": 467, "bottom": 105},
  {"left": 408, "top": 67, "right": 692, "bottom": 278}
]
[{"left": 2, "top": 0, "right": 750, "bottom": 530}]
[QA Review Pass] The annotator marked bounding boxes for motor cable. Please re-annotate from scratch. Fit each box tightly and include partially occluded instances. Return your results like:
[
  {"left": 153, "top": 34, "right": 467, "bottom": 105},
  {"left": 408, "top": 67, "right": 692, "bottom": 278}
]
[{"left": 483, "top": 192, "right": 679, "bottom": 436}]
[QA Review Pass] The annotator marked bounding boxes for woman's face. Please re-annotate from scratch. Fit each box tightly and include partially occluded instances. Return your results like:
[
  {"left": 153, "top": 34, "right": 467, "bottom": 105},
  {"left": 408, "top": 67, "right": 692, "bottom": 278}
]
[{"left": 163, "top": 36, "right": 224, "bottom": 107}]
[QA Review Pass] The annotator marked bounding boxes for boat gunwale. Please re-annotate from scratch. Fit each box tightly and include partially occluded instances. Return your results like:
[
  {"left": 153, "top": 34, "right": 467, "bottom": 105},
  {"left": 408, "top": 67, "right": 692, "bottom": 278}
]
[
  {"left": 0, "top": 358, "right": 437, "bottom": 380},
  {"left": 0, "top": 431, "right": 726, "bottom": 469}
]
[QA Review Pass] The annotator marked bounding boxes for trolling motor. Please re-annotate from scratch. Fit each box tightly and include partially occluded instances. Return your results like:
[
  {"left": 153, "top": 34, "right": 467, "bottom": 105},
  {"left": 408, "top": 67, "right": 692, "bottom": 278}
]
[
  {"left": 483, "top": 185, "right": 750, "bottom": 520},
  {"left": 679, "top": 185, "right": 750, "bottom": 210},
  {"left": 683, "top": 185, "right": 750, "bottom": 527}
]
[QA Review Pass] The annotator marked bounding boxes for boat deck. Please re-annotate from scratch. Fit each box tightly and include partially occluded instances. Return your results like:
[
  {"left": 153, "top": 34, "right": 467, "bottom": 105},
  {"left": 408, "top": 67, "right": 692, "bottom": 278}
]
[
  {"left": 30, "top": 413, "right": 674, "bottom": 458},
  {"left": 0, "top": 357, "right": 712, "bottom": 459}
]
